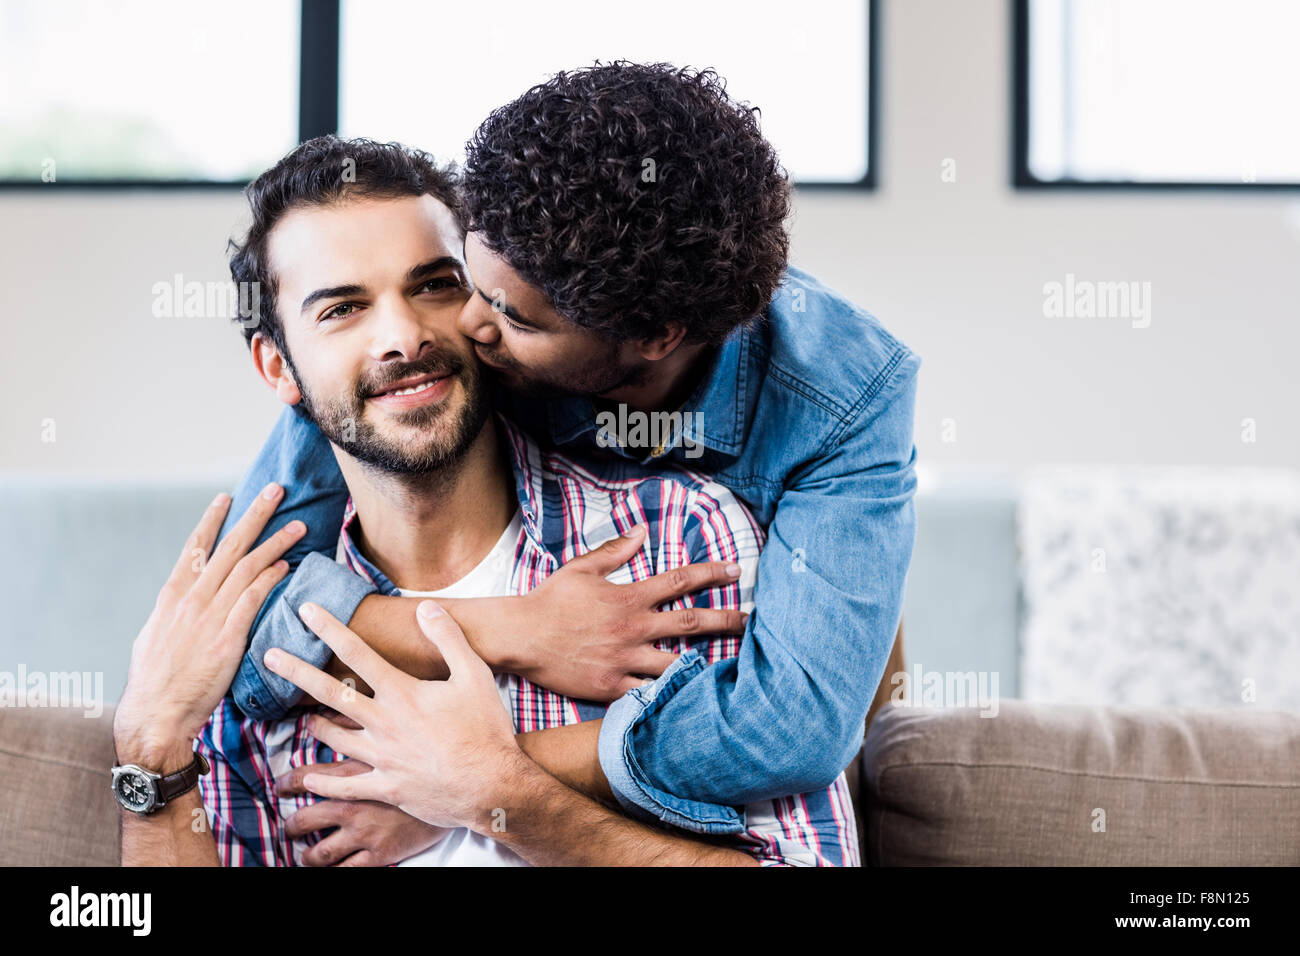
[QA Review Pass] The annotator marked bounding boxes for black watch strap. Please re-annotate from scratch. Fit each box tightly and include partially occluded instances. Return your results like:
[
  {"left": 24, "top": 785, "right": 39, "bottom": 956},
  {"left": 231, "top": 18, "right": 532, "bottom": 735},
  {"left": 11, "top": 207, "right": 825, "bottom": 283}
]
[{"left": 157, "top": 750, "right": 211, "bottom": 806}]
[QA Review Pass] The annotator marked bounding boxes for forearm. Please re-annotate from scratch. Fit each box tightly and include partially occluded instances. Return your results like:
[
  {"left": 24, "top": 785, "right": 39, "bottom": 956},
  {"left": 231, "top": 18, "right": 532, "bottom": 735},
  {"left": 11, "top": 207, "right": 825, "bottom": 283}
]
[
  {"left": 117, "top": 739, "right": 220, "bottom": 868},
  {"left": 121, "top": 790, "right": 221, "bottom": 867},
  {"left": 605, "top": 425, "right": 918, "bottom": 816},
  {"left": 516, "top": 719, "right": 614, "bottom": 805},
  {"left": 336, "top": 613, "right": 617, "bottom": 807},
  {"left": 480, "top": 751, "right": 757, "bottom": 867},
  {"left": 346, "top": 593, "right": 520, "bottom": 679}
]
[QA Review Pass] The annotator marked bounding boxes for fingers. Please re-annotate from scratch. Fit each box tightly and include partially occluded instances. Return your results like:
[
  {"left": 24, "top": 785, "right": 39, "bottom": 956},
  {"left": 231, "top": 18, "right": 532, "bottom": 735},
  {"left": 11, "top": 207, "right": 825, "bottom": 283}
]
[
  {"left": 298, "top": 603, "right": 398, "bottom": 697},
  {"left": 325, "top": 657, "right": 373, "bottom": 699},
  {"left": 216, "top": 560, "right": 289, "bottom": 651},
  {"left": 563, "top": 524, "right": 648, "bottom": 577},
  {"left": 301, "top": 829, "right": 364, "bottom": 868},
  {"left": 263, "top": 644, "right": 377, "bottom": 728},
  {"left": 335, "top": 850, "right": 378, "bottom": 867},
  {"left": 275, "top": 757, "right": 372, "bottom": 798},
  {"left": 605, "top": 650, "right": 677, "bottom": 700},
  {"left": 165, "top": 493, "right": 232, "bottom": 594},
  {"left": 416, "top": 601, "right": 488, "bottom": 680},
  {"left": 631, "top": 648, "right": 679, "bottom": 677},
  {"left": 613, "top": 675, "right": 654, "bottom": 696},
  {"left": 301, "top": 765, "right": 386, "bottom": 803},
  {"left": 209, "top": 519, "right": 306, "bottom": 619},
  {"left": 641, "top": 606, "right": 750, "bottom": 641},
  {"left": 190, "top": 482, "right": 286, "bottom": 604},
  {"left": 320, "top": 711, "right": 364, "bottom": 731},
  {"left": 633, "top": 560, "right": 744, "bottom": 609},
  {"left": 283, "top": 796, "right": 354, "bottom": 841},
  {"left": 305, "top": 713, "right": 374, "bottom": 765}
]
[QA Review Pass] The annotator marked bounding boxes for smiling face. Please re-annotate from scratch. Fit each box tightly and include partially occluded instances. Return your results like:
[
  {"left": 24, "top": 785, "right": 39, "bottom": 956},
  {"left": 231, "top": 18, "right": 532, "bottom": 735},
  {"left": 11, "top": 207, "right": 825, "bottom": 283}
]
[
  {"left": 255, "top": 193, "right": 487, "bottom": 475},
  {"left": 456, "top": 231, "right": 649, "bottom": 398}
]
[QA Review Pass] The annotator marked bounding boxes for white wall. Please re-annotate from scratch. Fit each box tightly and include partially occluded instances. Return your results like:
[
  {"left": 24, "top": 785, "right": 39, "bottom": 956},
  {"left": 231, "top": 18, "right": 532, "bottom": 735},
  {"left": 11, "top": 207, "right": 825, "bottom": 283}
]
[
  {"left": 3, "top": 0, "right": 1297, "bottom": 481},
  {"left": 795, "top": 0, "right": 1300, "bottom": 471}
]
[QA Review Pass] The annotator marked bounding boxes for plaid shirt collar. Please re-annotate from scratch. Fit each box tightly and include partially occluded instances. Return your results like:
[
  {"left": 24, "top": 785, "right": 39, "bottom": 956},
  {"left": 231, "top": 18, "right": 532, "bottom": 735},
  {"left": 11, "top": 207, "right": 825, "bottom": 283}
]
[{"left": 337, "top": 413, "right": 551, "bottom": 595}]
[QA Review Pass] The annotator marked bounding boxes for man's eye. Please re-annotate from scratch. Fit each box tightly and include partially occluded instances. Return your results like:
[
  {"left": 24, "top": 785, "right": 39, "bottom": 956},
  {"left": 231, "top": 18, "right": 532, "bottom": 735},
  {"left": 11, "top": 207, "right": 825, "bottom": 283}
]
[
  {"left": 419, "top": 277, "right": 461, "bottom": 294},
  {"left": 502, "top": 315, "right": 533, "bottom": 334},
  {"left": 321, "top": 303, "right": 358, "bottom": 322}
]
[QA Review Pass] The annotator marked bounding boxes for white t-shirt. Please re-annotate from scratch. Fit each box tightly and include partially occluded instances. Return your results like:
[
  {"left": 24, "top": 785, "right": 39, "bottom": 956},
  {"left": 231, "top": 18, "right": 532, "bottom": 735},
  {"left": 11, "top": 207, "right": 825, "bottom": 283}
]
[
  {"left": 389, "top": 510, "right": 529, "bottom": 867},
  {"left": 282, "top": 510, "right": 528, "bottom": 867}
]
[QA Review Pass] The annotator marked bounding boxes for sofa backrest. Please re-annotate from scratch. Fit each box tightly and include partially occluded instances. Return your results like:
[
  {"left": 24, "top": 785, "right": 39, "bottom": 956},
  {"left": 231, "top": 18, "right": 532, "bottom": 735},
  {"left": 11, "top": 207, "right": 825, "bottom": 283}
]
[
  {"left": 2, "top": 478, "right": 228, "bottom": 703},
  {"left": 862, "top": 698, "right": 1300, "bottom": 865},
  {"left": 0, "top": 705, "right": 119, "bottom": 866},
  {"left": 0, "top": 474, "right": 1026, "bottom": 708}
]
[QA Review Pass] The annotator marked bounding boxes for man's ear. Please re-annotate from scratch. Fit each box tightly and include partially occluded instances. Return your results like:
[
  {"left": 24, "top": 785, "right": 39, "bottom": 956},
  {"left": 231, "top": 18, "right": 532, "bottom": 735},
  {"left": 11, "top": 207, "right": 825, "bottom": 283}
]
[
  {"left": 633, "top": 322, "right": 689, "bottom": 362},
  {"left": 250, "top": 332, "right": 303, "bottom": 406}
]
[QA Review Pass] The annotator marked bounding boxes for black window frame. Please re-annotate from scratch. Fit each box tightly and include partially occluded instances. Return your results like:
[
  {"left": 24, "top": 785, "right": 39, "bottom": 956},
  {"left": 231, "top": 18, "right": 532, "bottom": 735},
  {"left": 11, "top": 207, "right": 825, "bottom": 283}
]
[
  {"left": 0, "top": 0, "right": 336, "bottom": 191},
  {"left": 1013, "top": 0, "right": 1300, "bottom": 191},
  {"left": 791, "top": 0, "right": 879, "bottom": 190},
  {"left": 0, "top": 0, "right": 876, "bottom": 190}
]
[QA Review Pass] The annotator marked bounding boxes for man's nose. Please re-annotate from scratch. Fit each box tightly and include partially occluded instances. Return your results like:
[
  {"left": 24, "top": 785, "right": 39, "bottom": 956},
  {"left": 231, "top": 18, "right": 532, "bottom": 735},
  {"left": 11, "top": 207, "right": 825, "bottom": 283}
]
[
  {"left": 372, "top": 296, "right": 435, "bottom": 362},
  {"left": 457, "top": 294, "right": 501, "bottom": 345}
]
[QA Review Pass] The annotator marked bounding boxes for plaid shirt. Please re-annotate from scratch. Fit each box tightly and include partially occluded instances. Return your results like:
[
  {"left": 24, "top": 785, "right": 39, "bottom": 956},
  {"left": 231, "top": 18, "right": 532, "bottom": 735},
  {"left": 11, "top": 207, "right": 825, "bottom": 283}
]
[{"left": 197, "top": 416, "right": 860, "bottom": 866}]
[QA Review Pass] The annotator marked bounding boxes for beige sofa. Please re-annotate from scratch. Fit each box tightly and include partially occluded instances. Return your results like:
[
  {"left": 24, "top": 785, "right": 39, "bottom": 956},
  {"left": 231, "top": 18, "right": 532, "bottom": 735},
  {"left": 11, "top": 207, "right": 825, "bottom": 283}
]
[{"left": 4, "top": 643, "right": 1297, "bottom": 866}]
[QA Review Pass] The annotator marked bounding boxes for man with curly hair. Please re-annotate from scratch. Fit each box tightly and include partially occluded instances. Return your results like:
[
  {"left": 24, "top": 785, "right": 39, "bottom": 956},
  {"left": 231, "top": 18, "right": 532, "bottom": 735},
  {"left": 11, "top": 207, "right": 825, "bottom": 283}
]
[
  {"left": 113, "top": 152, "right": 857, "bottom": 865},
  {"left": 222, "top": 62, "right": 919, "bottom": 857}
]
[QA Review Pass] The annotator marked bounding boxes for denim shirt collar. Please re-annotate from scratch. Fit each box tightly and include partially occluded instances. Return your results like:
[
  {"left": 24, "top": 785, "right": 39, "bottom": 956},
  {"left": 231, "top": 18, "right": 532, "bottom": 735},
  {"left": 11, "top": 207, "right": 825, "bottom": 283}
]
[
  {"left": 337, "top": 415, "right": 553, "bottom": 594},
  {"left": 544, "top": 320, "right": 759, "bottom": 460},
  {"left": 689, "top": 320, "right": 759, "bottom": 457}
]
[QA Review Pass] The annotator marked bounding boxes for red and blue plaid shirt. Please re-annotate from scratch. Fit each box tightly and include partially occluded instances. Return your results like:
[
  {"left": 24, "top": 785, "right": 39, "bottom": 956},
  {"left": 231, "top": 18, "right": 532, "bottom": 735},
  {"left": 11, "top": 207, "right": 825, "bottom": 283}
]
[{"left": 197, "top": 416, "right": 860, "bottom": 866}]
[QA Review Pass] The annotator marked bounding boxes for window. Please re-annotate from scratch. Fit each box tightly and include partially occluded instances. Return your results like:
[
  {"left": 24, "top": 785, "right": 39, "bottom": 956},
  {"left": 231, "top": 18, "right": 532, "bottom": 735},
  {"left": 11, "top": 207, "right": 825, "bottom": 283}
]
[
  {"left": 1015, "top": 0, "right": 1300, "bottom": 187},
  {"left": 339, "top": 0, "right": 875, "bottom": 186},
  {"left": 0, "top": 0, "right": 300, "bottom": 185},
  {"left": 0, "top": 0, "right": 874, "bottom": 187}
]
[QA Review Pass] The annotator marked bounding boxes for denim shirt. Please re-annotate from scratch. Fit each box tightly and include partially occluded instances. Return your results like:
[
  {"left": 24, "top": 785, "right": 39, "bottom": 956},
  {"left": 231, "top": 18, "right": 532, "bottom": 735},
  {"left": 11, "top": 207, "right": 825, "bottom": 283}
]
[{"left": 222, "top": 264, "right": 920, "bottom": 834}]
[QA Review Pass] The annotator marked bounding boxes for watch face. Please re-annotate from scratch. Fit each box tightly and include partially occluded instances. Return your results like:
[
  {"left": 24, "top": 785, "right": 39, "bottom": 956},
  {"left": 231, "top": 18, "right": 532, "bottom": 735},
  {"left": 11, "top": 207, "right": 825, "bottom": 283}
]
[{"left": 113, "top": 768, "right": 156, "bottom": 812}]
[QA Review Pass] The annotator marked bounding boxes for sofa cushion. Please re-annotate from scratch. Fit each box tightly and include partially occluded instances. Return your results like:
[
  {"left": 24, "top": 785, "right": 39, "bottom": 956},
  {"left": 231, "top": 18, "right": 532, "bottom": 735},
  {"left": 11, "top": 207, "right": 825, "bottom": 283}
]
[
  {"left": 862, "top": 699, "right": 1300, "bottom": 865},
  {"left": 0, "top": 705, "right": 119, "bottom": 866}
]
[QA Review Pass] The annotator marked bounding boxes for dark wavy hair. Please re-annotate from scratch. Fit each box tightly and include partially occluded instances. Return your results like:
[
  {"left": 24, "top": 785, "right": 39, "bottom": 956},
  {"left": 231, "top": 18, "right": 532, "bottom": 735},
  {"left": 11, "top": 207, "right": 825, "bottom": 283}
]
[
  {"left": 463, "top": 62, "right": 792, "bottom": 346},
  {"left": 229, "top": 135, "right": 464, "bottom": 352}
]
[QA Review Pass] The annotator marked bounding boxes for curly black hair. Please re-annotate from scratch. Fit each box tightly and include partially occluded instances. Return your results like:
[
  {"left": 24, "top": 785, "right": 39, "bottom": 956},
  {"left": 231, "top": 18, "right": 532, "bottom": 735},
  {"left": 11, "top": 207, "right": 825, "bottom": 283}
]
[
  {"left": 463, "top": 61, "right": 791, "bottom": 346},
  {"left": 229, "top": 135, "right": 464, "bottom": 353}
]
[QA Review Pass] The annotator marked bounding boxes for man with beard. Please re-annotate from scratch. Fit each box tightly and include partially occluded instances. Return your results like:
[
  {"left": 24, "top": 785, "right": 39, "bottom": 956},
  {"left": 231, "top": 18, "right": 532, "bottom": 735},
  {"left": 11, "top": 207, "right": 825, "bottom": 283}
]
[
  {"left": 226, "top": 63, "right": 918, "bottom": 853},
  {"left": 112, "top": 137, "right": 858, "bottom": 865}
]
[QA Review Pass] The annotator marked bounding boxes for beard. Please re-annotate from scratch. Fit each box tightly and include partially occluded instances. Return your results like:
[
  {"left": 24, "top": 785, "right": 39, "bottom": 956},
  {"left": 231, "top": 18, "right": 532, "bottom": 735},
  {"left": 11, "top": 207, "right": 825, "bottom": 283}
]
[
  {"left": 292, "top": 347, "right": 489, "bottom": 476},
  {"left": 474, "top": 342, "right": 648, "bottom": 399}
]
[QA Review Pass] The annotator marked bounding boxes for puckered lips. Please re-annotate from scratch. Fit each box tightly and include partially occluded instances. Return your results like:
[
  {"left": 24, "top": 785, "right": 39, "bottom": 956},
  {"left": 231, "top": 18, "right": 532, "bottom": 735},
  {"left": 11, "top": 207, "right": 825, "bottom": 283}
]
[{"left": 365, "top": 369, "right": 455, "bottom": 410}]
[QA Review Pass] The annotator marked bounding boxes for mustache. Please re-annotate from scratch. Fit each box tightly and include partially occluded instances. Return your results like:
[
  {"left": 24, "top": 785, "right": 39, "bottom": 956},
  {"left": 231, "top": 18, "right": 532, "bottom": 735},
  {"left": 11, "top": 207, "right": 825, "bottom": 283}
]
[
  {"left": 473, "top": 344, "right": 517, "bottom": 370},
  {"left": 359, "top": 353, "right": 466, "bottom": 398}
]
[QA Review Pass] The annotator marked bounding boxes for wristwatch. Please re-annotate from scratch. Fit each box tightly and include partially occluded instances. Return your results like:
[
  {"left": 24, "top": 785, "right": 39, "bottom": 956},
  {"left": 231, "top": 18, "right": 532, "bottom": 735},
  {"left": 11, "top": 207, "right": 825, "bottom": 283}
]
[{"left": 110, "top": 749, "right": 210, "bottom": 815}]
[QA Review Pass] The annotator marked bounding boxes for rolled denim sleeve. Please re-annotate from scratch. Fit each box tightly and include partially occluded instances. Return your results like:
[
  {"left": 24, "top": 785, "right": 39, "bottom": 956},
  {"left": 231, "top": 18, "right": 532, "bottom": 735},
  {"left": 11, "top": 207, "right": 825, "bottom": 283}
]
[
  {"left": 598, "top": 356, "right": 919, "bottom": 833},
  {"left": 220, "top": 407, "right": 361, "bottom": 719},
  {"left": 599, "top": 648, "right": 747, "bottom": 832},
  {"left": 231, "top": 552, "right": 376, "bottom": 719}
]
